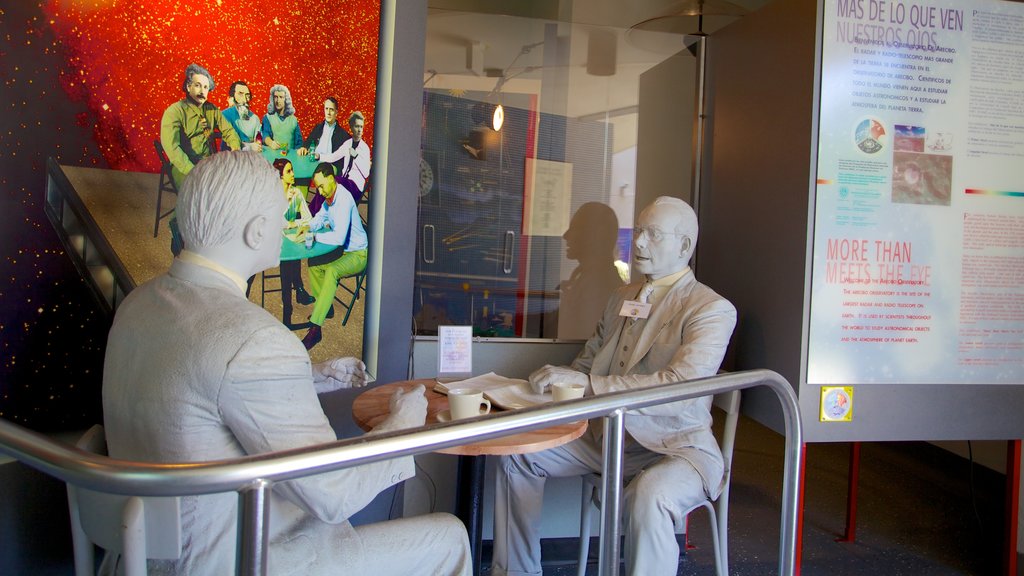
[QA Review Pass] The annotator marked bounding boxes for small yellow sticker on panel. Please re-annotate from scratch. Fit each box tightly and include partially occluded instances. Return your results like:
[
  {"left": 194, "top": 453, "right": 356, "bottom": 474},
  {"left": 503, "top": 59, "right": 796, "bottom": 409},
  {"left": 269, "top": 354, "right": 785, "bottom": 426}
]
[{"left": 820, "top": 386, "right": 854, "bottom": 422}]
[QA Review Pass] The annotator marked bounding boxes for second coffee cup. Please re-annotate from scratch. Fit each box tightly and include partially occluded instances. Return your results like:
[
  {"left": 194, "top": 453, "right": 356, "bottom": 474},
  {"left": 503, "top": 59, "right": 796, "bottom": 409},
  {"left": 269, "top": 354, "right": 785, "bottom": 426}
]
[{"left": 551, "top": 381, "right": 586, "bottom": 402}]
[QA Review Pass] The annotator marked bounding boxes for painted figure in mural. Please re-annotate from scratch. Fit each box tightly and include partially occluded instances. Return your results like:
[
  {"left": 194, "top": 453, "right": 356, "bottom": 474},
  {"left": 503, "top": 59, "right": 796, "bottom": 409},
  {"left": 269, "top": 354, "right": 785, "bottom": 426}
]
[
  {"left": 102, "top": 151, "right": 471, "bottom": 576},
  {"left": 221, "top": 80, "right": 263, "bottom": 151},
  {"left": 160, "top": 63, "right": 241, "bottom": 256},
  {"left": 557, "top": 202, "right": 626, "bottom": 340},
  {"left": 299, "top": 96, "right": 352, "bottom": 170},
  {"left": 301, "top": 162, "right": 369, "bottom": 350},
  {"left": 302, "top": 97, "right": 353, "bottom": 215},
  {"left": 491, "top": 196, "right": 737, "bottom": 576},
  {"left": 272, "top": 158, "right": 314, "bottom": 305},
  {"left": 262, "top": 84, "right": 304, "bottom": 152},
  {"left": 318, "top": 110, "right": 371, "bottom": 203}
]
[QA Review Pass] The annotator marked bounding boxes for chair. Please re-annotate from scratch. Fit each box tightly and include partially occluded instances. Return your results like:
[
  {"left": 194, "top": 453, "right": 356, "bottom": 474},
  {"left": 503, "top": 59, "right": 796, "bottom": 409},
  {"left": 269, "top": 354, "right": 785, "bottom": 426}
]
[
  {"left": 66, "top": 425, "right": 182, "bottom": 576},
  {"left": 153, "top": 140, "right": 178, "bottom": 238},
  {"left": 356, "top": 171, "right": 371, "bottom": 206},
  {"left": 261, "top": 266, "right": 282, "bottom": 308},
  {"left": 575, "top": 389, "right": 741, "bottom": 576},
  {"left": 332, "top": 266, "right": 366, "bottom": 326}
]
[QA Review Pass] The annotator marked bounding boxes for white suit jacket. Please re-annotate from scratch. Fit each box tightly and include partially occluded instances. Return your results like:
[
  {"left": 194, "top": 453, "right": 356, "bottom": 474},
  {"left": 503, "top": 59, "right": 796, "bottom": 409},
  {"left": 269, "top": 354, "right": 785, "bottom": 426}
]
[
  {"left": 572, "top": 270, "right": 737, "bottom": 497},
  {"left": 102, "top": 259, "right": 413, "bottom": 575}
]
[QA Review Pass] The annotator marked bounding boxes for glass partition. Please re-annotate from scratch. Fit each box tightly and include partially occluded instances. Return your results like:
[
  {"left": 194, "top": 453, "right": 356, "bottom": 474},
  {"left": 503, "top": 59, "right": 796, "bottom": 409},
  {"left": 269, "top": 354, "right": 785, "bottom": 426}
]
[{"left": 414, "top": 2, "right": 749, "bottom": 339}]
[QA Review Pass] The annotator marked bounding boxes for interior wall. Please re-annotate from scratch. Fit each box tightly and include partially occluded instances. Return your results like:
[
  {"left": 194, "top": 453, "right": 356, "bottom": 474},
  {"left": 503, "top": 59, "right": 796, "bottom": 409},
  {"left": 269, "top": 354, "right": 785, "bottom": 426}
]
[
  {"left": 410, "top": 338, "right": 583, "bottom": 379},
  {"left": 698, "top": 0, "right": 818, "bottom": 433},
  {"left": 636, "top": 49, "right": 697, "bottom": 212}
]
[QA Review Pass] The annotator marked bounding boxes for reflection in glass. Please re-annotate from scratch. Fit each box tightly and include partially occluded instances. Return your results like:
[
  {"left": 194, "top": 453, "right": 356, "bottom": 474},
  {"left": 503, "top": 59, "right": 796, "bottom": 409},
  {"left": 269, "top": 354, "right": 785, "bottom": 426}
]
[
  {"left": 557, "top": 202, "right": 627, "bottom": 339},
  {"left": 415, "top": 3, "right": 747, "bottom": 339}
]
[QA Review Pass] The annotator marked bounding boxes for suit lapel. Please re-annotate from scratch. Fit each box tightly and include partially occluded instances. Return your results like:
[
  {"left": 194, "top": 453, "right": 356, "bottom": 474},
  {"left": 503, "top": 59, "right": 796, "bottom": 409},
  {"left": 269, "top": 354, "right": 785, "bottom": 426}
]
[{"left": 626, "top": 273, "right": 697, "bottom": 370}]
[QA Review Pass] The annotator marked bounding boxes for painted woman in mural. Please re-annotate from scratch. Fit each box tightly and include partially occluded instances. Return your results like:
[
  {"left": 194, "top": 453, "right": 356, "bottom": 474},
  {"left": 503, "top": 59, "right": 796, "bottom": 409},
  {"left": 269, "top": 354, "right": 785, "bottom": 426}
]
[{"left": 273, "top": 158, "right": 314, "bottom": 305}]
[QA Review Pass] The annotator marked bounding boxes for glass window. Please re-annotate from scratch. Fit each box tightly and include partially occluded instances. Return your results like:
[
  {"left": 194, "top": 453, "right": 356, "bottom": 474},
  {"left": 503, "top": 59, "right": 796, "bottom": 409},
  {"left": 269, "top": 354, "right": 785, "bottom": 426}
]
[{"left": 414, "top": 2, "right": 749, "bottom": 339}]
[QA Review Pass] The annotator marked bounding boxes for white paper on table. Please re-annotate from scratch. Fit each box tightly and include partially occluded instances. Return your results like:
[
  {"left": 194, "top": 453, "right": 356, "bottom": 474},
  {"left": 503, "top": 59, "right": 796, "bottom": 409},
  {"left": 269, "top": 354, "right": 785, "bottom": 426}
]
[{"left": 433, "top": 371, "right": 550, "bottom": 410}]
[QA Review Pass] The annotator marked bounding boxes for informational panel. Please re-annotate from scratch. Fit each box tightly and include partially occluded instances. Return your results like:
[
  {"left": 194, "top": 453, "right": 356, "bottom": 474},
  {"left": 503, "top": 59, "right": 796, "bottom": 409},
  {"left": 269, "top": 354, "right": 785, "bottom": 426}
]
[
  {"left": 809, "top": 0, "right": 1024, "bottom": 385},
  {"left": 699, "top": 0, "right": 1024, "bottom": 441}
]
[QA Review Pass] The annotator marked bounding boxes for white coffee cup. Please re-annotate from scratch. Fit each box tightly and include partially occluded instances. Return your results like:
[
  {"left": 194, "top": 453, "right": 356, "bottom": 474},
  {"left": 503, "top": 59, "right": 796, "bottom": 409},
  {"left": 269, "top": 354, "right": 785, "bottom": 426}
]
[
  {"left": 551, "top": 382, "right": 586, "bottom": 402},
  {"left": 448, "top": 388, "right": 491, "bottom": 420}
]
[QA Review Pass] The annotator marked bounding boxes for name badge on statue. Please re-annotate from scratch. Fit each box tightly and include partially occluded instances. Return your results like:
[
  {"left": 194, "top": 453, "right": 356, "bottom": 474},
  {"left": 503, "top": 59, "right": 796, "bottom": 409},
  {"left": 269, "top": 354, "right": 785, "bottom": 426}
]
[{"left": 619, "top": 300, "right": 652, "bottom": 319}]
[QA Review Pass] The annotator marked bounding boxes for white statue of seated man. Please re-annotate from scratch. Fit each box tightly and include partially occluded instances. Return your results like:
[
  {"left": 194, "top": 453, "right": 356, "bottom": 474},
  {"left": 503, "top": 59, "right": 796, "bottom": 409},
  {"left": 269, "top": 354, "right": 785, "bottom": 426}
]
[
  {"left": 101, "top": 151, "right": 471, "bottom": 576},
  {"left": 491, "top": 196, "right": 737, "bottom": 576}
]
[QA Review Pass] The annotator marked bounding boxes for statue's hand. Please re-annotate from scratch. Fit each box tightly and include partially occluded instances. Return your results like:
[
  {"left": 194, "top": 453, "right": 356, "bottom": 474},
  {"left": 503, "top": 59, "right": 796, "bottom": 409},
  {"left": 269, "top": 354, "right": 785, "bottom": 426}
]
[
  {"left": 312, "top": 357, "right": 366, "bottom": 393},
  {"left": 528, "top": 365, "right": 588, "bottom": 395},
  {"left": 374, "top": 384, "right": 427, "bottom": 432}
]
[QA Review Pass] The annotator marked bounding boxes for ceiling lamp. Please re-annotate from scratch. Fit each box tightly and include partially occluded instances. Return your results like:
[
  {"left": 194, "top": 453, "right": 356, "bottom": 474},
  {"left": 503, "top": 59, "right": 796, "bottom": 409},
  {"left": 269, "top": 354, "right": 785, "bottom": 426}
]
[{"left": 492, "top": 104, "right": 504, "bottom": 131}]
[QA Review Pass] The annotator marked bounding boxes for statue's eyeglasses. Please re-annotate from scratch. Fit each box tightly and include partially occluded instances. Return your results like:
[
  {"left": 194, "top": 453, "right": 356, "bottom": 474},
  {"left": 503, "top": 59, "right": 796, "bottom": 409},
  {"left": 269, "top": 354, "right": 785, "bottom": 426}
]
[{"left": 632, "top": 227, "right": 684, "bottom": 243}]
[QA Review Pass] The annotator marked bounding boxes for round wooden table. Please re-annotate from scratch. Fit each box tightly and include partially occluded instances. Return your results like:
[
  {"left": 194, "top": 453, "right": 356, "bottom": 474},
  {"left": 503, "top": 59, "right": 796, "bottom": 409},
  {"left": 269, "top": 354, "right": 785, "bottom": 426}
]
[
  {"left": 352, "top": 379, "right": 587, "bottom": 575},
  {"left": 351, "top": 379, "right": 587, "bottom": 455}
]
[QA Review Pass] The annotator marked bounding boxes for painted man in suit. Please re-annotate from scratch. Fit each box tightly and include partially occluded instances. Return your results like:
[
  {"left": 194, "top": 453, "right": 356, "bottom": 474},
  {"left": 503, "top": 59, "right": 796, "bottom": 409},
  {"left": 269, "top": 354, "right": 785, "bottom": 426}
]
[
  {"left": 102, "top": 151, "right": 471, "bottom": 576},
  {"left": 298, "top": 96, "right": 352, "bottom": 173},
  {"left": 491, "top": 196, "right": 737, "bottom": 576}
]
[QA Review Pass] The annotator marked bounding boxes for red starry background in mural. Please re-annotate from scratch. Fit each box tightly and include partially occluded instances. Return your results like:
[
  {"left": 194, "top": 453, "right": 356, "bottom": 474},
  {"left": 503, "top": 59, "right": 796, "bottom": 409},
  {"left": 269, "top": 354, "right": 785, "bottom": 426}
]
[
  {"left": 0, "top": 1, "right": 380, "bottom": 430},
  {"left": 43, "top": 0, "right": 380, "bottom": 172}
]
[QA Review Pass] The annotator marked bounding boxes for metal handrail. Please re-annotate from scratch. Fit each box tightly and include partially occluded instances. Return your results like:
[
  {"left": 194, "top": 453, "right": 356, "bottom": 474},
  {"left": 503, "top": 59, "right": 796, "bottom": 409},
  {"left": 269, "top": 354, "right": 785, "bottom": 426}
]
[{"left": 0, "top": 368, "right": 802, "bottom": 576}]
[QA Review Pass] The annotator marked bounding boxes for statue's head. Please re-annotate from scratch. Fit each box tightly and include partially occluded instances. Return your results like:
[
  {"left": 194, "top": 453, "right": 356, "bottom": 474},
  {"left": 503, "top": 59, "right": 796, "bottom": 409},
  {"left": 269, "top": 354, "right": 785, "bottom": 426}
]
[
  {"left": 633, "top": 196, "right": 698, "bottom": 279},
  {"left": 177, "top": 151, "right": 285, "bottom": 272}
]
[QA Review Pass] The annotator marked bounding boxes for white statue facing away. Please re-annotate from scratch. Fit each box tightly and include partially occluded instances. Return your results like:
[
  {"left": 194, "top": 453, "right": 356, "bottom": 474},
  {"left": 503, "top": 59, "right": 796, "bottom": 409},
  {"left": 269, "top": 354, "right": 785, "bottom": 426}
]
[{"left": 101, "top": 151, "right": 471, "bottom": 576}]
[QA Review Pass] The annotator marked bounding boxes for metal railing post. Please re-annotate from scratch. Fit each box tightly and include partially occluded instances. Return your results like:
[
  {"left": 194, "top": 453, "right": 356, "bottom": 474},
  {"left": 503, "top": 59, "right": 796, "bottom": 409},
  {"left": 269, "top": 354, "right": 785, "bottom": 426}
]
[
  {"left": 773, "top": 378, "right": 803, "bottom": 576},
  {"left": 598, "top": 409, "right": 626, "bottom": 576},
  {"left": 237, "top": 479, "right": 272, "bottom": 576}
]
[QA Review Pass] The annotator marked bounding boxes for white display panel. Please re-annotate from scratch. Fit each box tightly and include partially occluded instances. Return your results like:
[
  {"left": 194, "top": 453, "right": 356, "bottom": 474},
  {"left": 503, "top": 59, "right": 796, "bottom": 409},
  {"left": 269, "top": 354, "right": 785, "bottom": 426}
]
[{"left": 809, "top": 0, "right": 1024, "bottom": 385}]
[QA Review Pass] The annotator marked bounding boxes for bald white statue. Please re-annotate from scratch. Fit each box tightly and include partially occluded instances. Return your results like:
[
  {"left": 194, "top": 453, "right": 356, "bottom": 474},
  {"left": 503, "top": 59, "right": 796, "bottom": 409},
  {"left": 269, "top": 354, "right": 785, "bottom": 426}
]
[
  {"left": 102, "top": 151, "right": 471, "bottom": 575},
  {"left": 491, "top": 197, "right": 737, "bottom": 576}
]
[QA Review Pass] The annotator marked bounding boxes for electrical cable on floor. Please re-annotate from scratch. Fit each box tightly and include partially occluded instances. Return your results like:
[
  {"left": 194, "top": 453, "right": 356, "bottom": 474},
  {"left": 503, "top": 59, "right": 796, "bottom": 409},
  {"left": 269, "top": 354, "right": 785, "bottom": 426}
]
[
  {"left": 408, "top": 316, "right": 417, "bottom": 381},
  {"left": 406, "top": 317, "right": 439, "bottom": 514},
  {"left": 414, "top": 457, "right": 439, "bottom": 513},
  {"left": 967, "top": 440, "right": 984, "bottom": 531},
  {"left": 387, "top": 456, "right": 438, "bottom": 518},
  {"left": 389, "top": 476, "right": 401, "bottom": 519}
]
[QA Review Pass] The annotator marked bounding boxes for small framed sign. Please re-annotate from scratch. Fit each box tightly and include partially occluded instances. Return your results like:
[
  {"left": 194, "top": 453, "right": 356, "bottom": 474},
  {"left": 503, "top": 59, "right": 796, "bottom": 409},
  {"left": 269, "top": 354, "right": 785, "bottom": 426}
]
[{"left": 438, "top": 325, "right": 473, "bottom": 380}]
